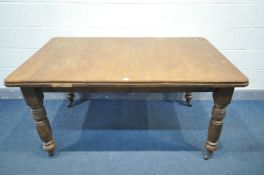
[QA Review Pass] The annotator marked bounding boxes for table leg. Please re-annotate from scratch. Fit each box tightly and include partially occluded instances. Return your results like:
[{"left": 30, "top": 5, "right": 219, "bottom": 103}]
[
  {"left": 67, "top": 92, "right": 75, "bottom": 107},
  {"left": 21, "top": 88, "right": 56, "bottom": 156},
  {"left": 204, "top": 88, "right": 234, "bottom": 160},
  {"left": 184, "top": 92, "right": 192, "bottom": 107}
]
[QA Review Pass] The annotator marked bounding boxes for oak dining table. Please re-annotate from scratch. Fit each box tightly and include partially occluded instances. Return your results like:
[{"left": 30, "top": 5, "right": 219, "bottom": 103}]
[{"left": 4, "top": 37, "right": 248, "bottom": 159}]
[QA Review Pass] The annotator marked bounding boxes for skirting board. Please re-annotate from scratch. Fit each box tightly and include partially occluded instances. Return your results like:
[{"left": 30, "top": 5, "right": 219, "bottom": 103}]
[{"left": 0, "top": 88, "right": 263, "bottom": 100}]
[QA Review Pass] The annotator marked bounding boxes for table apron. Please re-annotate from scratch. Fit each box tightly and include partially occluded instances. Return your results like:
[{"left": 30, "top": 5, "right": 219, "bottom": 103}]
[{"left": 40, "top": 86, "right": 215, "bottom": 93}]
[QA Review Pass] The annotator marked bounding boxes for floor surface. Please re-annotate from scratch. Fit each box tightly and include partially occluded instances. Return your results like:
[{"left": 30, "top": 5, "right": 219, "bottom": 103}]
[{"left": 0, "top": 97, "right": 263, "bottom": 175}]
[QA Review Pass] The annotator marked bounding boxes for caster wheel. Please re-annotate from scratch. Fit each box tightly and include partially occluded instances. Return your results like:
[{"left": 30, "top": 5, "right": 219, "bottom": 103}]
[
  {"left": 203, "top": 150, "right": 212, "bottom": 160},
  {"left": 187, "top": 102, "right": 192, "bottom": 107},
  {"left": 48, "top": 150, "right": 55, "bottom": 157},
  {"left": 184, "top": 93, "right": 192, "bottom": 107},
  {"left": 67, "top": 102, "right": 73, "bottom": 108},
  {"left": 67, "top": 92, "right": 75, "bottom": 107}
]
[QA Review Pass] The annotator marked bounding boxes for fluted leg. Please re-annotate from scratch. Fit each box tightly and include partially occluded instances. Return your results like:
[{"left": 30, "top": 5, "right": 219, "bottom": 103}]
[
  {"left": 67, "top": 92, "right": 75, "bottom": 107},
  {"left": 21, "top": 88, "right": 56, "bottom": 156},
  {"left": 204, "top": 88, "right": 234, "bottom": 160},
  {"left": 184, "top": 92, "right": 192, "bottom": 107}
]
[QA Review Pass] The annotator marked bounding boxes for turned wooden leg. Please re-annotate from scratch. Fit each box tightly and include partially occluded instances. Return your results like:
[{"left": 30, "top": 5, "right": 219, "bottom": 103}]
[
  {"left": 21, "top": 87, "right": 56, "bottom": 156},
  {"left": 184, "top": 92, "right": 192, "bottom": 107},
  {"left": 204, "top": 88, "right": 234, "bottom": 160},
  {"left": 67, "top": 92, "right": 75, "bottom": 107}
]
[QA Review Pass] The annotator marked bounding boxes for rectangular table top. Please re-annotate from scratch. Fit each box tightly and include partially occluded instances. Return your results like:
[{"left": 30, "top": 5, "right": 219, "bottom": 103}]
[{"left": 5, "top": 37, "right": 248, "bottom": 88}]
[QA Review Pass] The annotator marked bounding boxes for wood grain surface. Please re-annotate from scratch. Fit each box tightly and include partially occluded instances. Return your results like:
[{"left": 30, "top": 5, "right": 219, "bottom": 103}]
[{"left": 5, "top": 37, "right": 248, "bottom": 88}]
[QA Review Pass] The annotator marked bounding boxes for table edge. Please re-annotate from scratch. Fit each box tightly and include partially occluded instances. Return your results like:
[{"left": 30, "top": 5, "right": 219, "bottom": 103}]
[{"left": 4, "top": 81, "right": 249, "bottom": 88}]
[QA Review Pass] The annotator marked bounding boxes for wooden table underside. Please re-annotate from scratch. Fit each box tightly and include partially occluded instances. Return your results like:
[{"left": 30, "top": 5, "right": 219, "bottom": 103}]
[{"left": 5, "top": 37, "right": 248, "bottom": 159}]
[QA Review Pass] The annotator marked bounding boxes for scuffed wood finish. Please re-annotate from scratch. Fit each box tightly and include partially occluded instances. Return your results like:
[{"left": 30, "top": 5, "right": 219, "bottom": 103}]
[
  {"left": 4, "top": 37, "right": 248, "bottom": 88},
  {"left": 21, "top": 87, "right": 56, "bottom": 156},
  {"left": 4, "top": 37, "right": 249, "bottom": 158}
]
